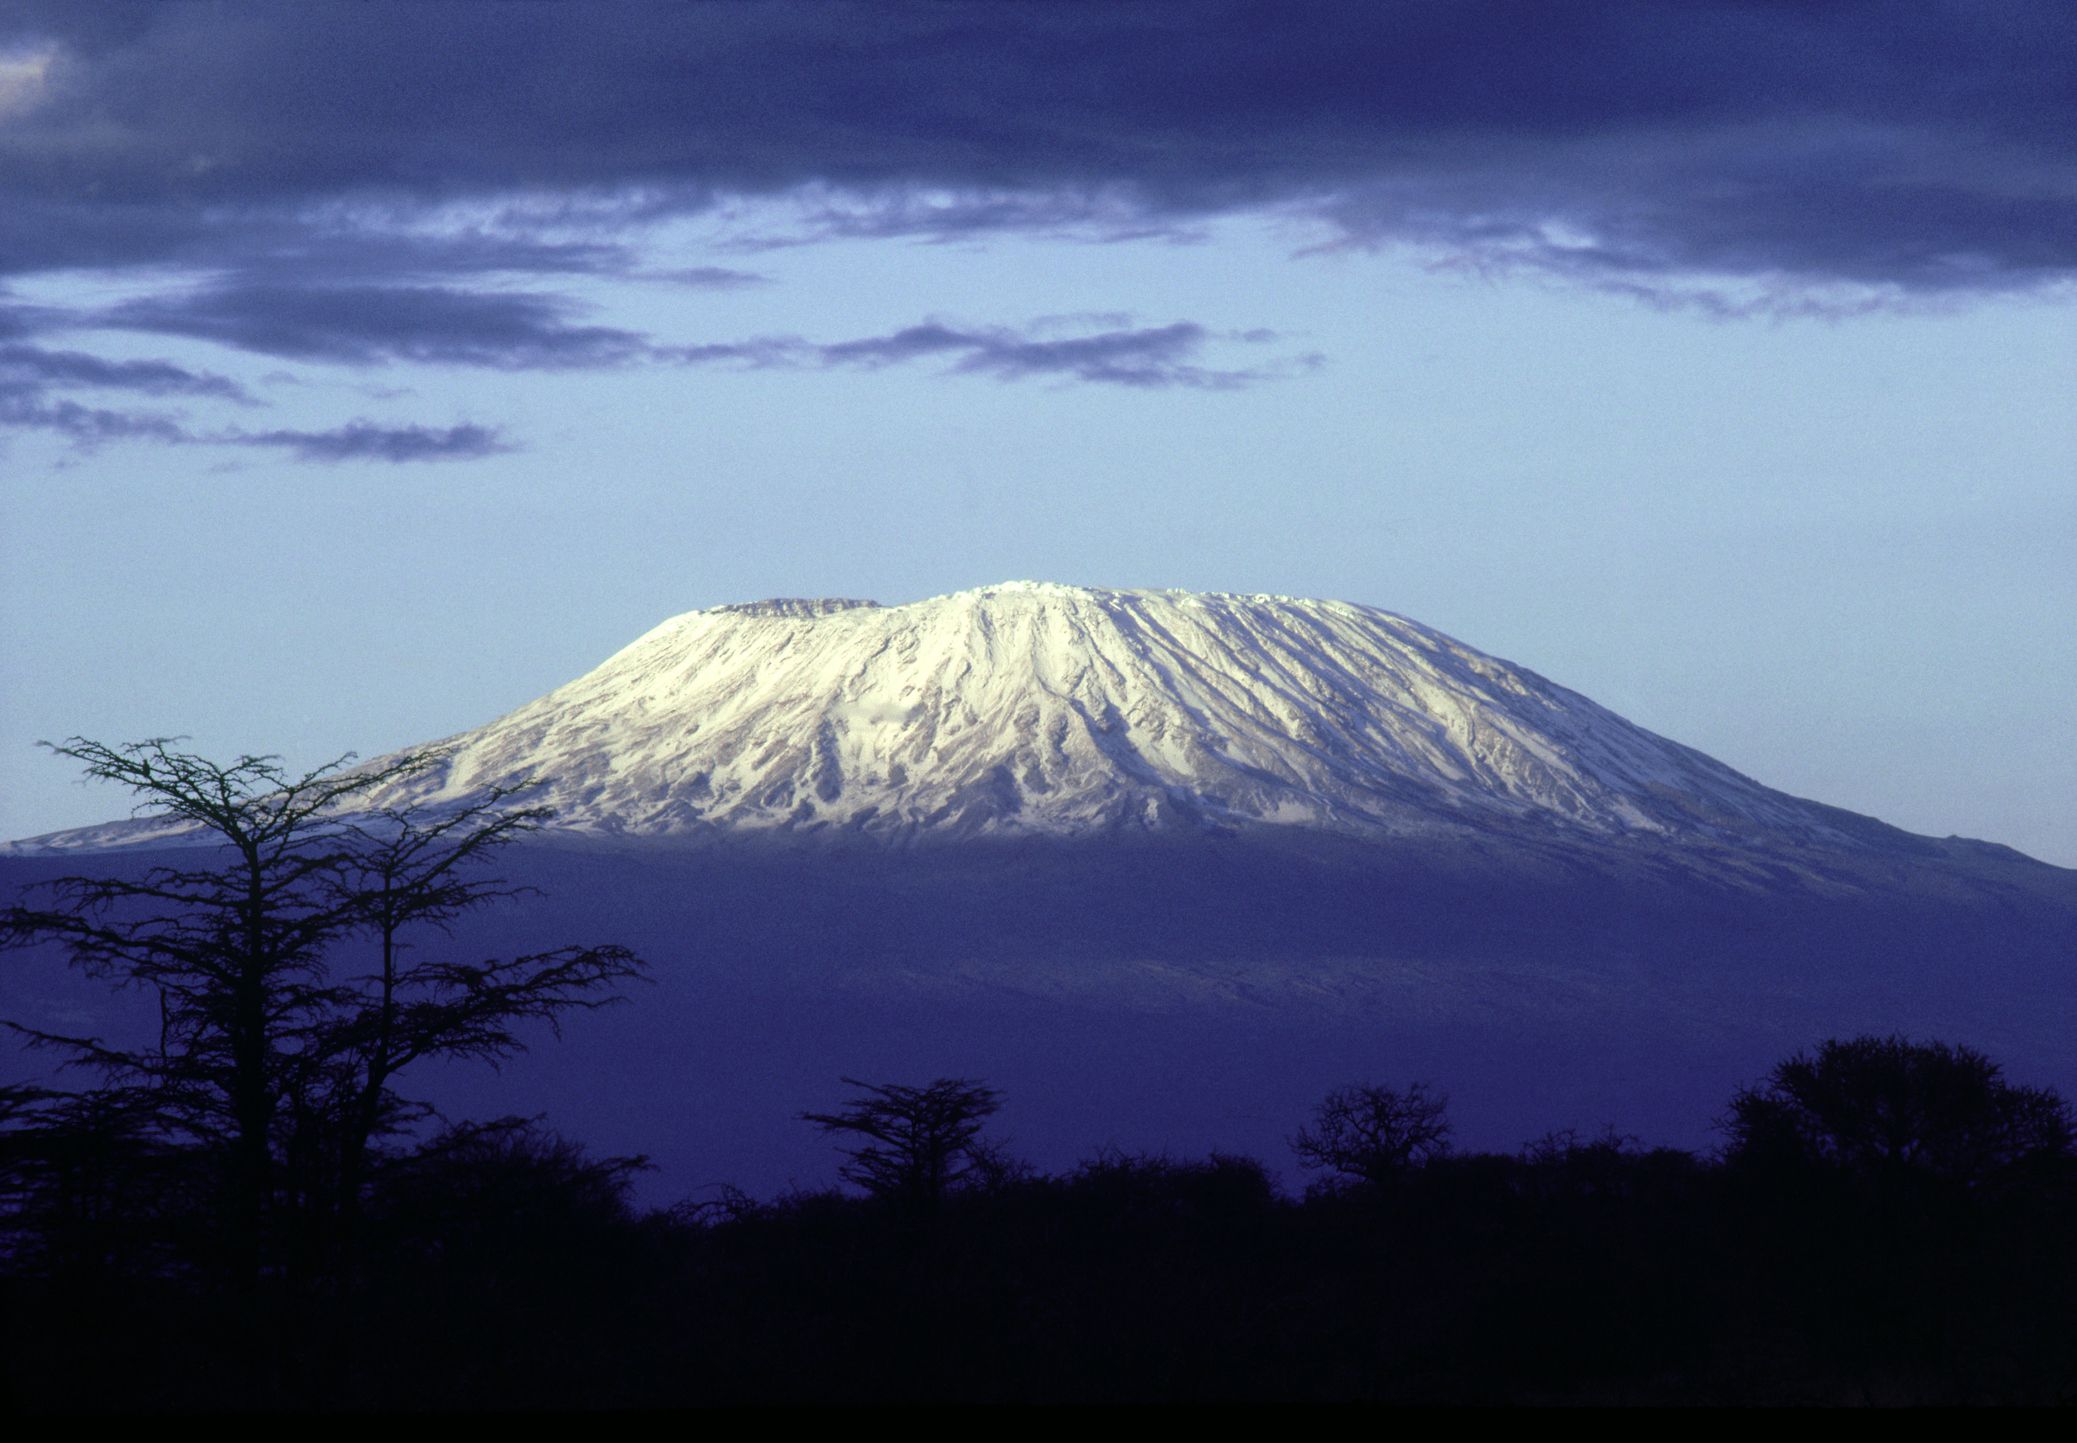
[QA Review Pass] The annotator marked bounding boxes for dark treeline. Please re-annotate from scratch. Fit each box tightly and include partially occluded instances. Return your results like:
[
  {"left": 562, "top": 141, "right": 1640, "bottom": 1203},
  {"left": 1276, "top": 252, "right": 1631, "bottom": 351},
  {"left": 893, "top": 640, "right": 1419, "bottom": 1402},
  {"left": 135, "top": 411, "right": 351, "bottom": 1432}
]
[
  {"left": 5, "top": 1038, "right": 2077, "bottom": 1408},
  {"left": 6, "top": 739, "right": 2077, "bottom": 1406}
]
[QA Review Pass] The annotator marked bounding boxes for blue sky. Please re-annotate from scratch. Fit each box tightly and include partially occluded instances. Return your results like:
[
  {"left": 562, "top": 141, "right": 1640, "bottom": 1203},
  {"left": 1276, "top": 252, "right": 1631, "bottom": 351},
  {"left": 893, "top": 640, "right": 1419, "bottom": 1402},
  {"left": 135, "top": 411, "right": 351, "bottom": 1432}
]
[{"left": 2, "top": 2, "right": 2073, "bottom": 862}]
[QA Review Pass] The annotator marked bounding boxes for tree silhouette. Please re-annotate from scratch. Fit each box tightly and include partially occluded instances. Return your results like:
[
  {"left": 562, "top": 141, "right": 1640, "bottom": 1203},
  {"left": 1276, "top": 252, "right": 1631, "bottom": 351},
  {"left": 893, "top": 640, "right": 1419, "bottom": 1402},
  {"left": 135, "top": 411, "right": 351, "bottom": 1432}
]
[
  {"left": 801, "top": 1077, "right": 1006, "bottom": 1205},
  {"left": 369, "top": 1117, "right": 647, "bottom": 1277},
  {"left": 1723, "top": 1034, "right": 2076, "bottom": 1186},
  {"left": 0, "top": 1081, "right": 200, "bottom": 1284},
  {"left": 1292, "top": 1081, "right": 1451, "bottom": 1186},
  {"left": 1, "top": 736, "right": 645, "bottom": 1286}
]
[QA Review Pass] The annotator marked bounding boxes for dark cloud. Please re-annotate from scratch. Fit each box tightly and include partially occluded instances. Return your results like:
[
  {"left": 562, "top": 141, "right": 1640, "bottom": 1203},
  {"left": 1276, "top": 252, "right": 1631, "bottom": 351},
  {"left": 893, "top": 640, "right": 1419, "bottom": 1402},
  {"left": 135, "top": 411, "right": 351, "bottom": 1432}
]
[
  {"left": 0, "top": 377, "right": 510, "bottom": 462},
  {"left": 105, "top": 283, "right": 652, "bottom": 368},
  {"left": 821, "top": 320, "right": 1304, "bottom": 388},
  {"left": 641, "top": 266, "right": 770, "bottom": 289},
  {"left": 225, "top": 420, "right": 511, "bottom": 463},
  {"left": 0, "top": 387, "right": 187, "bottom": 445},
  {"left": 2, "top": 2, "right": 2063, "bottom": 463},
  {"left": 0, "top": 306, "right": 40, "bottom": 341},
  {"left": 0, "top": 342, "right": 250, "bottom": 400},
  {"left": 0, "top": 1, "right": 2067, "bottom": 302},
  {"left": 942, "top": 322, "right": 1259, "bottom": 389},
  {"left": 666, "top": 337, "right": 811, "bottom": 369},
  {"left": 87, "top": 275, "right": 1302, "bottom": 389},
  {"left": 0, "top": 289, "right": 1283, "bottom": 468},
  {"left": 0, "top": 335, "right": 246, "bottom": 448},
  {"left": 0, "top": 306, "right": 508, "bottom": 463},
  {"left": 667, "top": 318, "right": 1310, "bottom": 389}
]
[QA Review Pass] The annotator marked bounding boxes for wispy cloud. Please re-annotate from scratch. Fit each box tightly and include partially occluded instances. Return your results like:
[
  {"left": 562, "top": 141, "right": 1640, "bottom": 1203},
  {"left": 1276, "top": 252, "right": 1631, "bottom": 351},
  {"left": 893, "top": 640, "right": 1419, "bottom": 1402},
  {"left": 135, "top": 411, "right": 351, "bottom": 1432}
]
[
  {"left": 93, "top": 282, "right": 1309, "bottom": 390},
  {"left": 668, "top": 318, "right": 1313, "bottom": 389},
  {"left": 639, "top": 265, "right": 770, "bottom": 289},
  {"left": 0, "top": 301, "right": 508, "bottom": 463},
  {"left": 0, "top": 335, "right": 240, "bottom": 448},
  {"left": 105, "top": 284, "right": 652, "bottom": 369},
  {"left": 0, "top": 342, "right": 251, "bottom": 401},
  {"left": 0, "top": 388, "right": 187, "bottom": 446},
  {"left": 225, "top": 420, "right": 511, "bottom": 463},
  {"left": 1, "top": 286, "right": 1297, "bottom": 464},
  {"left": 826, "top": 319, "right": 1310, "bottom": 389}
]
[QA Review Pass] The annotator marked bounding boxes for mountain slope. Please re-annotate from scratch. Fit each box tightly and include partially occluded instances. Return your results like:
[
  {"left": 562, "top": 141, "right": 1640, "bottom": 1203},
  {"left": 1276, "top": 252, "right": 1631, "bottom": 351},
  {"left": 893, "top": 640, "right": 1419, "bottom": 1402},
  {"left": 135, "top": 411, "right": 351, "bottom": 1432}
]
[
  {"left": 6, "top": 582, "right": 2047, "bottom": 893},
  {"left": 328, "top": 582, "right": 1912, "bottom": 856}
]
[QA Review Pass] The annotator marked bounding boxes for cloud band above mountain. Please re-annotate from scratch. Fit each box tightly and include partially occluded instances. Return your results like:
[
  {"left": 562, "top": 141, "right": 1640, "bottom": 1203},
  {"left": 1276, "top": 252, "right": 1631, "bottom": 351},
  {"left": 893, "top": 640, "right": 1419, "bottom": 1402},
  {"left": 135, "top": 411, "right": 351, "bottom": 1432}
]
[
  {"left": 1, "top": 1, "right": 2068, "bottom": 461},
  {"left": 4, "top": 1, "right": 2067, "bottom": 297}
]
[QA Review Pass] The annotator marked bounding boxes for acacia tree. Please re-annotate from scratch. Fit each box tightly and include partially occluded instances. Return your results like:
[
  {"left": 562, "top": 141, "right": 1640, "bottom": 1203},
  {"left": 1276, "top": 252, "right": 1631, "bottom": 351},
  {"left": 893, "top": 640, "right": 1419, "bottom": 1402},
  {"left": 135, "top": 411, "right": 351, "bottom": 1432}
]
[
  {"left": 801, "top": 1077, "right": 1007, "bottom": 1206},
  {"left": 1, "top": 737, "right": 644, "bottom": 1286},
  {"left": 278, "top": 784, "right": 607, "bottom": 1276},
  {"left": 1291, "top": 1081, "right": 1452, "bottom": 1187}
]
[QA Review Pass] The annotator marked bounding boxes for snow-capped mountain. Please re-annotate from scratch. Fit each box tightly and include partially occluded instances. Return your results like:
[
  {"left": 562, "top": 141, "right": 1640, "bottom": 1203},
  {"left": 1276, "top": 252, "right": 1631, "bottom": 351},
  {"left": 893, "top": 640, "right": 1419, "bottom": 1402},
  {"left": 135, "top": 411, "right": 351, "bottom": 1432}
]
[
  {"left": 324, "top": 580, "right": 1880, "bottom": 853},
  {"left": 7, "top": 584, "right": 2073, "bottom": 1187}
]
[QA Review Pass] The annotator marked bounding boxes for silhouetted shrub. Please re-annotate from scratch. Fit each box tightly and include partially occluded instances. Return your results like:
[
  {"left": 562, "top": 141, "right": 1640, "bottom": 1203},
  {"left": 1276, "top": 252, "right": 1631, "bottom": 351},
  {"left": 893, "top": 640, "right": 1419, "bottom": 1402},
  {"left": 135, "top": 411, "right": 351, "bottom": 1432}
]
[
  {"left": 1292, "top": 1081, "right": 1450, "bottom": 1188},
  {"left": 9, "top": 1035, "right": 2077, "bottom": 1407},
  {"left": 1724, "top": 1035, "right": 2076, "bottom": 1188}
]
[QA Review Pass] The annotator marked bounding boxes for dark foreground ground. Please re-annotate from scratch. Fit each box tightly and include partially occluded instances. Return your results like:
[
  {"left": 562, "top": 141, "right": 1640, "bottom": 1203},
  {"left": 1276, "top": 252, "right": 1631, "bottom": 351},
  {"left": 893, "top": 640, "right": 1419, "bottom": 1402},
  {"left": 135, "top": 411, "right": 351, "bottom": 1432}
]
[{"left": 8, "top": 1121, "right": 2077, "bottom": 1408}]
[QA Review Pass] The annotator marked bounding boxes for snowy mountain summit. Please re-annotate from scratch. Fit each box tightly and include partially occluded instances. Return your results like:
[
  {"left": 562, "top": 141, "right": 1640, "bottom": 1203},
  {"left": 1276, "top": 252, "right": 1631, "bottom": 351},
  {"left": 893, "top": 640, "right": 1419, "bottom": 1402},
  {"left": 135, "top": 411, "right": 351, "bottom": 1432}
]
[{"left": 335, "top": 581, "right": 1877, "bottom": 854}]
